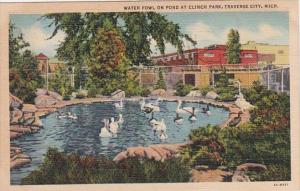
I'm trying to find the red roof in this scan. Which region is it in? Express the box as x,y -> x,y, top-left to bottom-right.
35,53 -> 48,59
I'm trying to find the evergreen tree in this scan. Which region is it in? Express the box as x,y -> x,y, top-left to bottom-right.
226,29 -> 241,64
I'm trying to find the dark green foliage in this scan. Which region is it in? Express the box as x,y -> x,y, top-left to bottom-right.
226,29 -> 241,64
22,148 -> 191,184
199,86 -> 214,96
155,69 -> 166,90
49,66 -> 73,97
215,68 -> 238,102
140,87 -> 151,97
87,84 -> 98,98
181,83 -> 290,181
175,80 -> 193,96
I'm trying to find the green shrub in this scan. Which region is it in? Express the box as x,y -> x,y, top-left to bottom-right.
76,92 -> 86,99
140,87 -> 151,97
216,92 -> 236,102
21,148 -> 191,184
199,86 -> 214,96
155,69 -> 166,90
63,95 -> 71,100
88,84 -> 98,98
175,80 -> 193,96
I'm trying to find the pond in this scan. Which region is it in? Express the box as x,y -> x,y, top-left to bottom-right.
11,100 -> 229,184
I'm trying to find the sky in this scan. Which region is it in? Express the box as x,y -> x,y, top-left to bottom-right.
10,12 -> 289,58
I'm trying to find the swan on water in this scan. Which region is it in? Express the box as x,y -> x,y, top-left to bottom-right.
174,113 -> 184,125
109,117 -> 119,134
117,114 -> 124,124
201,105 -> 211,115
99,119 -> 113,138
188,107 -> 197,121
176,100 -> 198,114
153,119 -> 167,132
159,131 -> 168,140
141,98 -> 160,112
114,100 -> 124,108
148,112 -> 158,126
67,112 -> 78,120
140,99 -> 154,113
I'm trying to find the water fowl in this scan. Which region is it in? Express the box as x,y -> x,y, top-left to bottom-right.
99,119 -> 112,138
144,98 -> 160,112
140,99 -> 154,114
176,100 -> 198,114
188,107 -> 197,121
57,111 -> 67,119
114,100 -> 124,108
109,117 -> 119,134
229,112 -> 242,127
148,112 -> 158,126
153,119 -> 167,132
174,113 -> 184,124
117,114 -> 124,124
201,104 -> 211,115
159,131 -> 168,140
67,112 -> 78,120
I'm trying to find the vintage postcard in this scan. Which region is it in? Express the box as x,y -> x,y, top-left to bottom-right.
0,0 -> 299,191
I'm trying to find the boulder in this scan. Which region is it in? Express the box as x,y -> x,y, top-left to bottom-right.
186,90 -> 203,98
111,89 -> 125,99
35,88 -> 48,96
10,109 -> 23,124
10,153 -> 31,169
205,91 -> 219,100
23,104 -> 37,113
48,91 -> 63,101
232,163 -> 267,182
150,89 -> 166,97
9,94 -> 23,110
232,171 -> 251,182
113,151 -> 128,163
34,95 -> 58,108
31,117 -> 43,127
194,165 -> 209,171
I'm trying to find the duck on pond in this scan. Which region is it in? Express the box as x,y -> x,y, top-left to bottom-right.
174,113 -> 184,125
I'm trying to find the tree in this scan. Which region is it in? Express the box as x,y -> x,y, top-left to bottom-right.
155,69 -> 166,90
42,13 -> 196,89
226,29 -> 241,64
49,66 -> 73,99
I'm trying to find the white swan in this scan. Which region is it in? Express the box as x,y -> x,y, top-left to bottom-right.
142,98 -> 160,112
109,117 -> 119,134
114,100 -> 124,108
201,105 -> 211,115
57,112 -> 67,119
117,114 -> 124,124
176,100 -> 198,114
174,113 -> 184,124
99,119 -> 112,138
67,112 -> 78,120
159,132 -> 168,140
148,112 -> 158,126
153,119 -> 167,132
188,107 -> 197,121
140,99 -> 154,113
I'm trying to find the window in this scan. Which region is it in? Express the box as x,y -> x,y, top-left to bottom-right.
204,53 -> 214,57
243,54 -> 253,58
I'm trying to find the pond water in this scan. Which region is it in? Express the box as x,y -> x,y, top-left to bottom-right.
11,100 -> 229,184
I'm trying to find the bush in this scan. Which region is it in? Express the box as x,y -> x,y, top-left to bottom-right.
140,87 -> 151,97
76,92 -> 86,99
155,69 -> 166,90
216,92 -> 236,102
21,148 -> 191,184
181,84 -> 290,181
175,81 -> 193,96
199,86 -> 214,96
63,95 -> 71,100
87,84 -> 98,98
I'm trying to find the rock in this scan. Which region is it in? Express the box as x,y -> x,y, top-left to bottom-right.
10,154 -> 31,169
236,163 -> 267,172
232,171 -> 251,182
35,88 -> 48,96
150,89 -> 166,97
186,90 -> 202,98
10,126 -> 31,134
113,151 -> 128,163
9,94 -> 23,110
111,89 -> 125,99
235,97 -> 254,111
194,165 -> 209,171
150,146 -> 172,161
10,131 -> 22,140
34,95 -> 58,108
10,109 -> 23,124
23,104 -> 37,113
232,163 -> 267,182
48,90 -> 63,101
205,91 -> 219,100
144,147 -> 161,161
31,117 -> 43,127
